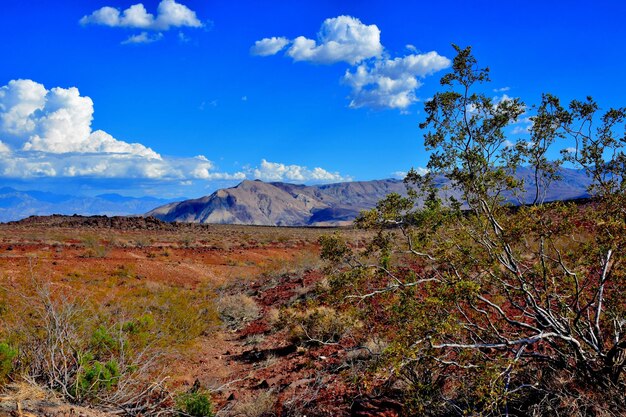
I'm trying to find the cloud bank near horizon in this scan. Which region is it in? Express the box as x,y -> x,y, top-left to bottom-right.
0,79 -> 348,185
252,15 -> 451,110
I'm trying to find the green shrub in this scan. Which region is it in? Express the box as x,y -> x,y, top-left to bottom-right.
72,352 -> 121,399
0,342 -> 17,382
176,392 -> 214,417
90,326 -> 119,355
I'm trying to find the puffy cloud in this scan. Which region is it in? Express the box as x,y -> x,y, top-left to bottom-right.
122,32 -> 164,44
155,0 -> 202,29
251,159 -> 347,182
495,94 -> 513,104
343,51 -> 451,109
80,0 -> 202,31
252,16 -> 382,65
0,79 -> 245,181
286,16 -> 382,64
80,6 -> 121,27
250,37 -> 290,56
120,4 -> 154,28
0,80 -> 349,185
494,86 -> 511,93
0,79 -> 47,136
253,15 -> 449,110
0,79 -> 159,158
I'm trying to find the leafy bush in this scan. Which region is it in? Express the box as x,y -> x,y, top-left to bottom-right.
0,342 -> 17,383
176,392 -> 214,417
72,353 -> 120,400
90,325 -> 121,355
0,277 -> 219,414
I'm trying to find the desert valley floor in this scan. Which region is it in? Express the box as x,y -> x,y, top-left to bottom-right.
0,216 -> 382,416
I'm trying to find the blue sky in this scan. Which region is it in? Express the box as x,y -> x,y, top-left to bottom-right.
1,0 -> 625,198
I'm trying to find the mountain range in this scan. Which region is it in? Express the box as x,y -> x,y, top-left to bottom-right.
0,187 -> 175,223
0,168 -> 593,225
147,167 -> 593,226
147,179 -> 407,226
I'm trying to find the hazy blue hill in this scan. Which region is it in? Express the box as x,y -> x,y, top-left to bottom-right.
0,188 -> 176,223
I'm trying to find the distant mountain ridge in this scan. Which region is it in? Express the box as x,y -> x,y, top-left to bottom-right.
147,179 -> 406,226
147,168 -> 593,226
0,187 -> 176,223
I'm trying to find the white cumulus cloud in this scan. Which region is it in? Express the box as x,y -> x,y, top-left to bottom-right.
252,159 -> 347,182
286,16 -> 382,64
252,15 -> 449,110
81,0 -> 202,30
153,0 -> 202,29
0,79 -> 246,181
0,79 -> 159,158
0,80 -> 349,185
81,0 -> 202,44
250,37 -> 290,56
253,16 -> 382,65
343,51 -> 451,109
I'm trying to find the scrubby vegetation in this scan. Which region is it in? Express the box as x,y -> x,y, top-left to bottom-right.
0,221 -> 353,415
0,271 -> 219,414
2,45 -> 626,416
175,391 -> 214,417
316,45 -> 626,415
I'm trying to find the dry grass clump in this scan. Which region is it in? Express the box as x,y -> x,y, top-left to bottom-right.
260,251 -> 322,279
229,390 -> 276,417
280,306 -> 357,345
217,294 -> 261,329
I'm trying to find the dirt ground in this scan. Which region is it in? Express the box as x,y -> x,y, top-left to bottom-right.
0,216 -> 382,416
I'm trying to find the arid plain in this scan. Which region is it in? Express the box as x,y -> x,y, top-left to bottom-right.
0,216 -> 375,416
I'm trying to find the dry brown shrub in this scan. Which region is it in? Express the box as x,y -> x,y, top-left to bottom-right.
280,306 -> 357,345
229,391 -> 276,417
217,294 -> 261,329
